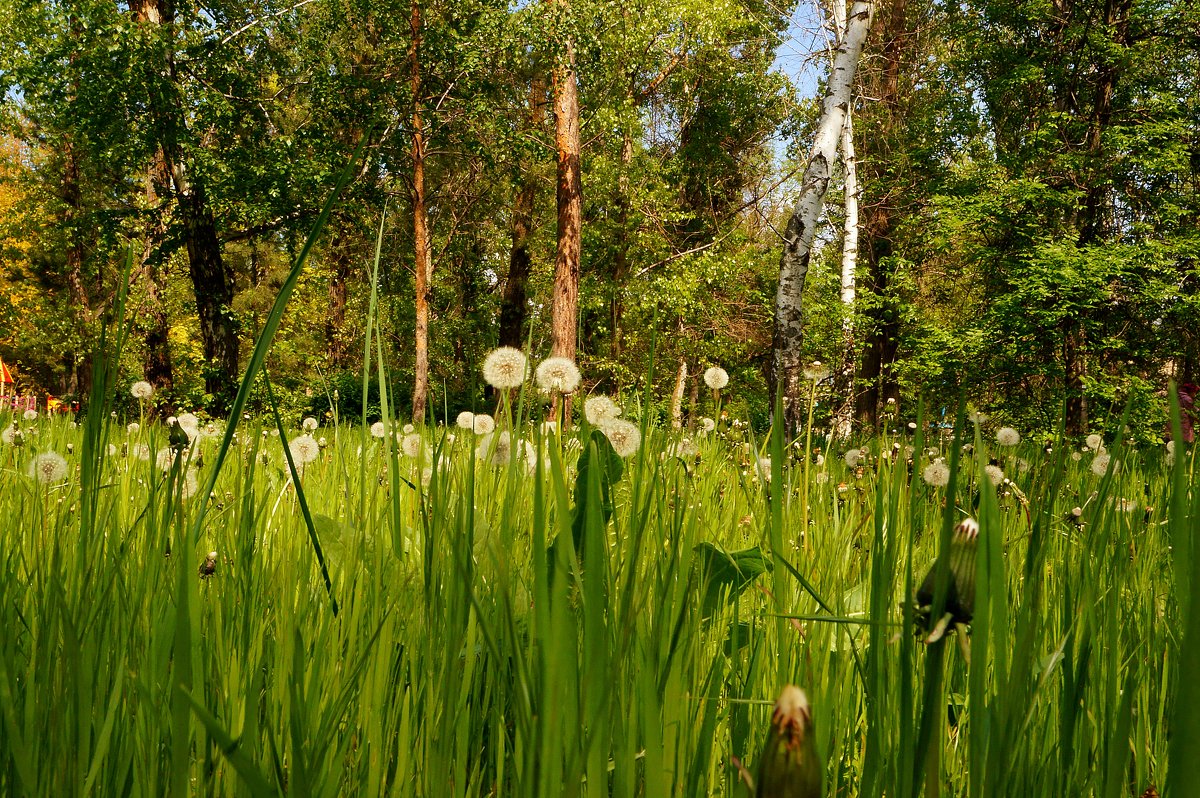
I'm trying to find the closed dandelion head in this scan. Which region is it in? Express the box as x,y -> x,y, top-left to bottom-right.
289,434 -> 320,465
922,459 -> 951,487
472,414 -> 495,435
370,421 -> 387,438
601,418 -> 641,458
130,380 -> 154,400
302,416 -> 318,432
584,395 -> 621,425
28,451 -> 68,484
482,346 -> 529,389
535,357 -> 581,394
996,427 -> 1021,447
456,411 -> 475,430
757,686 -> 821,798
703,366 -> 729,390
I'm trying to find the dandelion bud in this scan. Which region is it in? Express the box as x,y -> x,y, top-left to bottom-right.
755,686 -> 822,798
915,518 -> 979,636
199,551 -> 218,578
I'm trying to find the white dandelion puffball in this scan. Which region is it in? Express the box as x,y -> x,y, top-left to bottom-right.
1070,451 -> 1082,461
370,421 -> 388,438
1165,440 -> 1175,454
402,423 -> 415,434
540,420 -> 559,436
156,447 -> 179,471
130,381 -> 154,400
456,411 -> 475,430
127,422 -> 140,434
177,412 -> 200,433
584,395 -> 621,425
968,410 -> 989,424
302,417 -> 319,432
815,471 -> 830,484
23,409 -> 37,421
667,437 -> 699,459
401,433 -> 424,458
844,448 -> 863,468
107,444 -> 118,457
996,427 -> 1021,447
699,416 -> 716,433
482,347 -> 529,389
289,434 -> 320,465
28,451 -> 68,484
1,425 -> 17,445
803,361 -> 830,381
516,439 -> 539,474
535,357 -> 582,394
756,456 -> 772,482
1091,453 -> 1117,476
1085,433 -> 1103,451
984,464 -> 1005,486
133,443 -> 151,461
703,367 -> 729,390
472,414 -> 495,435
922,460 -> 951,487
601,419 -> 641,458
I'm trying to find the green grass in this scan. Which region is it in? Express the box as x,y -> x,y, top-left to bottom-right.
0,402 -> 1194,796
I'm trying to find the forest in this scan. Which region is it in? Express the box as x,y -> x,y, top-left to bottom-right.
1,0 -> 1196,438
2,2 -> 1200,797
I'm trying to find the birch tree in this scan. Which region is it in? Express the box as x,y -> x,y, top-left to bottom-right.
772,0 -> 873,433
831,0 -> 860,441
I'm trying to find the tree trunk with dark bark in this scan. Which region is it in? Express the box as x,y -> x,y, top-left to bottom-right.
499,75 -> 545,350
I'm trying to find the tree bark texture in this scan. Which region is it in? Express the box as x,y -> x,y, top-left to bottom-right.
670,357 -> 688,429
410,0 -> 434,422
551,1 -> 582,418
831,0 -> 860,440
134,0 -> 239,410
773,0 -> 873,434
499,75 -> 546,350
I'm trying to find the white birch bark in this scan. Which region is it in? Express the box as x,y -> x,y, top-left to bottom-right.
773,0 -> 874,432
833,1 -> 860,441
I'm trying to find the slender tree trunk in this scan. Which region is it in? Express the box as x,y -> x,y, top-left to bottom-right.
831,0 -> 860,440
773,0 -> 874,434
142,149 -> 174,396
670,357 -> 688,429
551,0 -> 582,417
499,75 -> 546,350
410,0 -> 433,422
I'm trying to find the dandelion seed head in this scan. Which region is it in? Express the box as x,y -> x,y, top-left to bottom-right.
289,434 -> 320,465
482,347 -> 529,389
535,357 -> 581,394
302,417 -> 318,432
923,460 -> 951,487
968,410 -> 989,423
456,411 -> 475,430
601,419 -> 641,458
1166,440 -> 1175,454
28,451 -> 68,484
130,381 -> 154,400
844,448 -> 863,468
703,366 -> 729,390
23,409 -> 37,421
401,433 -> 424,459
803,361 -> 830,381
699,416 -> 716,433
472,414 -> 495,435
127,422 -> 140,434
1085,433 -> 1103,451
584,395 -> 621,425
996,427 -> 1021,447
984,464 -> 1004,486
370,421 -> 387,438
1091,452 -> 1117,476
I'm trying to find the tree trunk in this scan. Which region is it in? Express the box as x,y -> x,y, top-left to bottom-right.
611,124 -> 634,363
670,357 -> 688,429
830,0 -> 860,440
499,75 -> 546,350
142,149 -> 174,397
410,0 -> 433,422
772,0 -> 874,434
551,0 -> 582,418
134,0 -> 238,411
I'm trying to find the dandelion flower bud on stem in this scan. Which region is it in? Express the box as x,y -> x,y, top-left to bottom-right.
756,686 -> 822,798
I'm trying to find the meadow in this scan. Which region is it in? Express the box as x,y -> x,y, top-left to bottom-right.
1,381 -> 1196,797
